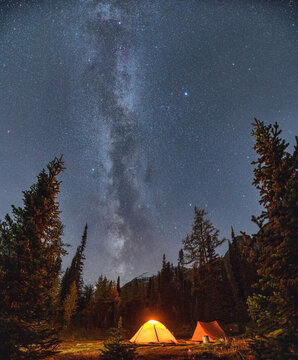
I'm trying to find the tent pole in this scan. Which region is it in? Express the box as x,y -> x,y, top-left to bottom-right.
153,324 -> 159,342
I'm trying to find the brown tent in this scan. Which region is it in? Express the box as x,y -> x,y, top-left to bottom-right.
191,321 -> 226,342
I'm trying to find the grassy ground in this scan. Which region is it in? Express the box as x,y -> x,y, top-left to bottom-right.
45,339 -> 252,360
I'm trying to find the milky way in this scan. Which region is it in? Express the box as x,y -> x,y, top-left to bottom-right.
0,0 -> 297,284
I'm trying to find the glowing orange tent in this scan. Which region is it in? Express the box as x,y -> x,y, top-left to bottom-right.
191,321 -> 226,342
130,320 -> 178,344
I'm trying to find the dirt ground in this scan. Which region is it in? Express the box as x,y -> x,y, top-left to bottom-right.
45,339 -> 249,360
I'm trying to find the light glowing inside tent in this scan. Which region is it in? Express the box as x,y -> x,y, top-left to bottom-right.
130,320 -> 178,344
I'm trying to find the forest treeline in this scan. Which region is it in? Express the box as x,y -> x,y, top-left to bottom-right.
0,119 -> 297,360
59,222 -> 257,333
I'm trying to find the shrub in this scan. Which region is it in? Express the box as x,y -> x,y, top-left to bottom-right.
98,318 -> 136,360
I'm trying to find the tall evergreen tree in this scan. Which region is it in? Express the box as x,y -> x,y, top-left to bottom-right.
183,207 -> 225,266
117,276 -> 121,295
60,223 -> 88,318
182,207 -> 226,323
159,256 -> 176,321
176,249 -> 188,322
0,157 -> 65,359
85,276 -> 120,329
63,281 -> 78,327
82,284 -> 94,306
225,229 -> 257,325
245,119 -> 298,357
178,248 -> 184,267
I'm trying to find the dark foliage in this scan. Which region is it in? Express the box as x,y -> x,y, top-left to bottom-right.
225,234 -> 257,324
118,231 -> 254,332
183,207 -> 226,267
1,120 -> 296,359
244,119 -> 298,357
98,319 -> 136,360
0,157 -> 65,359
60,224 -> 88,325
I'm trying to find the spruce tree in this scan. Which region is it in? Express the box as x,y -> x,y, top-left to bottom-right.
182,208 -> 226,323
87,276 -> 120,328
60,223 -> 88,319
117,276 -> 121,295
245,119 -> 298,357
0,157 -> 65,359
227,231 -> 256,324
176,249 -> 186,322
63,281 -> 78,326
80,284 -> 94,312
159,256 -> 176,321
178,248 -> 184,266
183,207 -> 225,266
99,317 -> 136,360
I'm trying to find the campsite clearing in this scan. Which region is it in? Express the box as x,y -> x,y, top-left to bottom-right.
45,339 -> 251,360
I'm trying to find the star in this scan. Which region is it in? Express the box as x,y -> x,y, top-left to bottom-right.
0,0 -> 296,285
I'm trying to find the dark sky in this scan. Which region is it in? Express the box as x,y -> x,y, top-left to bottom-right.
1,0 -> 297,284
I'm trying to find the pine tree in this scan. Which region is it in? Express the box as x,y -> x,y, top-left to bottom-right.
80,284 -> 94,311
178,248 -> 184,266
99,317 -> 136,360
117,276 -> 121,295
60,223 -> 88,318
77,224 -> 88,306
146,277 -> 153,300
182,207 -> 226,323
86,276 -> 120,329
159,255 -> 176,322
63,281 -> 78,327
0,156 -> 65,359
183,207 -> 226,266
176,249 -> 186,322
245,119 -> 298,357
226,231 -> 255,324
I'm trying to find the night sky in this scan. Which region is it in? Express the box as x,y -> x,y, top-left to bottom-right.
1,0 -> 297,284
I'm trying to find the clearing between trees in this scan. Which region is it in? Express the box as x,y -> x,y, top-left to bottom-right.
45,338 -> 251,360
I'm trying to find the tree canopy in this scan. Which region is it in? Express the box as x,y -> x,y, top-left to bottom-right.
0,157 -> 65,359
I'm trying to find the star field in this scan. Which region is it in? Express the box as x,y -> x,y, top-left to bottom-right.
0,0 -> 297,284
